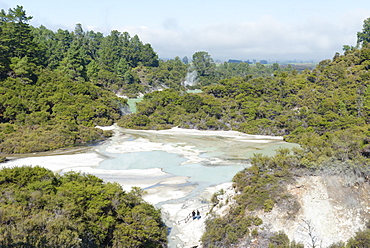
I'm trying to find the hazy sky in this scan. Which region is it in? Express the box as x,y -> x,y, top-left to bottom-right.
1,0 -> 370,62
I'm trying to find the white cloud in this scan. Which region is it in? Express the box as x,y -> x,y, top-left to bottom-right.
118,14 -> 361,62
3,0 -> 370,62
3,0 -> 367,62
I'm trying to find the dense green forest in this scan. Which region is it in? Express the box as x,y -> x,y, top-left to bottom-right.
0,166 -> 167,247
0,6 -> 187,156
0,5 -> 303,157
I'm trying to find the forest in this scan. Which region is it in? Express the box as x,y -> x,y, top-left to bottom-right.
2,4 -> 370,247
0,5 -> 302,157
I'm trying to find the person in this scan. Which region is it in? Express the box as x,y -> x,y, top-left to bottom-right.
196,210 -> 201,220
192,210 -> 196,220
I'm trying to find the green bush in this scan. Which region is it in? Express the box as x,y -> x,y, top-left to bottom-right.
0,166 -> 167,247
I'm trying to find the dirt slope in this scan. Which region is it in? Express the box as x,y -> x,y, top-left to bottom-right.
257,175 -> 370,247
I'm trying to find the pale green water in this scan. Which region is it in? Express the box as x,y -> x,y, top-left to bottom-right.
98,151 -> 187,170
98,150 -> 245,187
98,128 -> 300,190
187,89 -> 203,94
165,163 -> 244,185
126,97 -> 143,113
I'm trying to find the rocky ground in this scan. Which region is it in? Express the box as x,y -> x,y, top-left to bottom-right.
254,176 -> 370,247
186,175 -> 370,248
245,175 -> 370,247
143,174 -> 370,248
157,182 -> 236,248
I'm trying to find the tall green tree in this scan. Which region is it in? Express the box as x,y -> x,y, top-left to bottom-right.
191,51 -> 216,85
357,17 -> 370,47
58,40 -> 87,81
192,51 -> 215,77
98,30 -> 123,71
0,5 -> 38,78
140,43 -> 159,67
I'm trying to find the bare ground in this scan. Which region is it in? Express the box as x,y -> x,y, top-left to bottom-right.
255,175 -> 370,247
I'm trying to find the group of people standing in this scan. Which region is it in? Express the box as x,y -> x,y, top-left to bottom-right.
192,210 -> 201,220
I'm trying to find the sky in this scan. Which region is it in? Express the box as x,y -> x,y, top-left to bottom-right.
1,0 -> 370,62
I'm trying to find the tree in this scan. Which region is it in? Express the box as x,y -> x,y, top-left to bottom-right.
85,30 -> 104,61
301,219 -> 320,248
357,17 -> 370,47
192,51 -> 215,77
125,34 -> 142,67
97,30 -> 123,72
272,63 -> 280,71
140,43 -> 159,67
58,40 -> 87,81
115,57 -> 130,81
268,231 -> 291,247
0,6 -> 37,58
347,229 -> 370,248
9,56 -> 37,83
0,5 -> 38,77
182,56 -> 189,64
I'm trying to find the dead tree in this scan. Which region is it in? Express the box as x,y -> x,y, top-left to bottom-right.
301,219 -> 321,248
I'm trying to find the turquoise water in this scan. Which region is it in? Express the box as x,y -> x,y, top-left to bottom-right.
97,129 -> 299,189
127,97 -> 143,113
187,89 -> 203,94
165,163 -> 244,185
98,151 -> 187,170
98,149 -> 244,186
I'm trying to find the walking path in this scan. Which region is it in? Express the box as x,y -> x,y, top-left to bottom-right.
177,205 -> 211,225
156,182 -> 235,248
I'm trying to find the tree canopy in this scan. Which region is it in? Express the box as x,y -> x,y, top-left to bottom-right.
0,166 -> 167,247
357,17 -> 370,47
